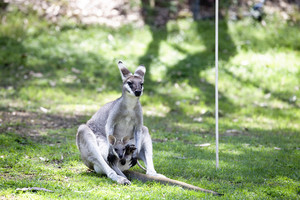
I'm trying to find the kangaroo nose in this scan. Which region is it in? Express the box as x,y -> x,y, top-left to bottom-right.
135,91 -> 141,96
118,153 -> 123,159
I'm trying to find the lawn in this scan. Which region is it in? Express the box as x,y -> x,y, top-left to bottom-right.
0,9 -> 299,199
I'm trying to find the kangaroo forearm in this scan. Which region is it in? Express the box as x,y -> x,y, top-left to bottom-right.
134,130 -> 142,153
123,171 -> 223,196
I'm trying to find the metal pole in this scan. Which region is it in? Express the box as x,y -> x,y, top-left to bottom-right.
215,0 -> 219,169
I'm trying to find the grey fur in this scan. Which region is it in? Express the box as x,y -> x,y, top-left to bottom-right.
107,135 -> 136,179
76,61 -> 163,185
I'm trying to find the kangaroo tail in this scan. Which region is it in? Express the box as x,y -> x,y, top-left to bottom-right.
123,170 -> 223,196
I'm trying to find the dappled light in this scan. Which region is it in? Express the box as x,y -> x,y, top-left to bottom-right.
1,0 -> 299,199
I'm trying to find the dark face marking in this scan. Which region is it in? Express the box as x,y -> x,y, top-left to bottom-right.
127,81 -> 133,88
124,76 -> 144,96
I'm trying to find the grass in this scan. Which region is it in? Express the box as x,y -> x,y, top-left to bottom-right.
0,8 -> 300,199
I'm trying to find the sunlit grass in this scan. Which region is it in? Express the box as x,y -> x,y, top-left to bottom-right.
0,9 -> 299,199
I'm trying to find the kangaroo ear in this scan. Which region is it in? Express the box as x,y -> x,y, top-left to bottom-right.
122,136 -> 130,144
134,65 -> 146,80
118,61 -> 132,82
108,135 -> 116,145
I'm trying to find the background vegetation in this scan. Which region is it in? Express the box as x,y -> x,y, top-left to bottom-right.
0,1 -> 299,199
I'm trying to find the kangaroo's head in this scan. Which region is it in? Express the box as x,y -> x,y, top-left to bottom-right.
118,61 -> 145,97
108,135 -> 131,160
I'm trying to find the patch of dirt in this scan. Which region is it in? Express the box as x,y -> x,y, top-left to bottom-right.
0,111 -> 85,140
3,0 -> 298,28
223,128 -> 250,136
4,0 -> 143,27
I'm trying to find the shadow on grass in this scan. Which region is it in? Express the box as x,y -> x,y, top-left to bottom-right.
144,114 -> 299,187
138,0 -> 169,89
1,112 -> 298,198
223,67 -> 300,109
164,21 -> 236,112
0,33 -> 125,104
0,36 -> 27,87
152,128 -> 299,187
137,2 -> 238,115
233,22 -> 300,53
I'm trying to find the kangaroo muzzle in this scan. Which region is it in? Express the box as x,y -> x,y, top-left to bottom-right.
118,153 -> 124,159
135,91 -> 142,96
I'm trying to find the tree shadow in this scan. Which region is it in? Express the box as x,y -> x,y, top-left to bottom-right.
144,115 -> 299,195
163,20 -> 236,114
0,32 -> 123,103
0,36 -> 27,87
138,1 -> 238,116
232,22 -> 300,53
138,0 -> 170,89
223,67 -> 300,109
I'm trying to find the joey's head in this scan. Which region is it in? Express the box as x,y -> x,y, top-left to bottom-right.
118,61 -> 145,97
108,135 -> 131,160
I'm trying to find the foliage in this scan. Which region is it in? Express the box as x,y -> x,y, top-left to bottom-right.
0,10 -> 299,199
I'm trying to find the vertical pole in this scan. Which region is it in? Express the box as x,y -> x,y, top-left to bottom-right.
215,0 -> 219,169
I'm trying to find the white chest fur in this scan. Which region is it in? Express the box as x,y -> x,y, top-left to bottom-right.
114,111 -> 136,139
117,160 -> 131,172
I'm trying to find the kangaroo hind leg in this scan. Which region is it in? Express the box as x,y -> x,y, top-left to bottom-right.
138,126 -> 166,178
76,124 -> 131,185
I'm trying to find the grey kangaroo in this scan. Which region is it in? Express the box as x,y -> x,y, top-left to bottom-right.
107,135 -> 137,179
76,61 -> 162,185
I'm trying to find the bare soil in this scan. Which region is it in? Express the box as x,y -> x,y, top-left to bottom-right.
0,110 -> 84,140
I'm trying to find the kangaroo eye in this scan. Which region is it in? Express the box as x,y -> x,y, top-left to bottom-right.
141,83 -> 144,87
127,81 -> 133,86
114,148 -> 118,151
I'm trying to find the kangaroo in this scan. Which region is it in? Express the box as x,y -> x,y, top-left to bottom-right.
107,135 -> 137,179
108,135 -> 147,172
76,61 -> 162,185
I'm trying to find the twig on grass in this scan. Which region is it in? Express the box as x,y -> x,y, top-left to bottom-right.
16,187 -> 54,193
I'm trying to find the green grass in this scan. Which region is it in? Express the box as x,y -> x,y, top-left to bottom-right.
0,9 -> 300,199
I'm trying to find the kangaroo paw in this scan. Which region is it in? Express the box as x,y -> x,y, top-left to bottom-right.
117,176 -> 131,185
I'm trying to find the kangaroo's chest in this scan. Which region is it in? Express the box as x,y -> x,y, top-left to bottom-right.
117,160 -> 131,171
113,111 -> 136,139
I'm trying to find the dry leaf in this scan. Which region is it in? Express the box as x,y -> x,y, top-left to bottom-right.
39,157 -> 49,161
71,67 -> 81,74
193,117 -> 203,122
174,156 -> 187,159
29,71 -> 43,78
40,107 -> 49,113
195,143 -> 211,147
49,80 -> 56,87
224,129 -> 243,136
